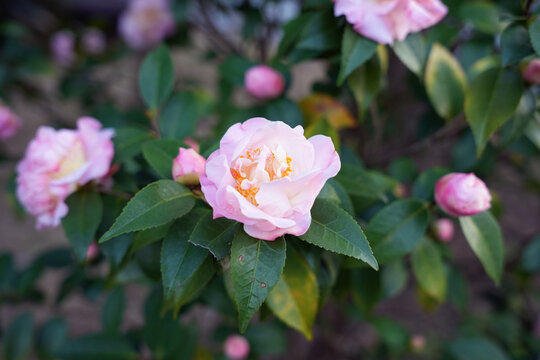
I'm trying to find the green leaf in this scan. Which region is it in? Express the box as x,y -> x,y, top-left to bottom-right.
99,180 -> 195,243
447,266 -> 468,311
392,33 -> 427,77
338,26 -> 377,85
263,98 -> 303,127
372,317 -> 409,353
159,92 -> 200,140
244,323 -> 287,355
449,337 -> 509,360
529,18 -> 540,56
62,190 -> 103,263
411,239 -> 447,302
266,246 -> 319,340
500,25 -> 533,66
412,167 -> 449,201
161,210 -> 215,313
142,138 -> 184,179
190,210 -> 238,260
500,89 -> 536,146
138,45 -> 174,109
37,318 -> 68,360
55,334 -> 137,360
219,55 -> 254,86
3,313 -> 34,360
465,67 -> 523,155
350,267 -> 381,317
231,229 -> 286,333
131,223 -> 172,252
381,259 -> 408,299
425,43 -> 467,120
113,126 -> 152,163
102,287 -> 125,333
365,199 -> 430,264
317,178 -> 354,215
299,199 -> 378,270
459,212 -> 504,285
521,235 -> 540,273
304,117 -> 340,151
459,2 -> 501,35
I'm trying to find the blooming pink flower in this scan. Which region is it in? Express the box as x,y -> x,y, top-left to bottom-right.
118,0 -> 176,50
201,118 -> 340,241
82,28 -> 107,55
334,0 -> 448,44
523,59 -> 540,84
16,117 -> 114,229
0,106 -> 21,140
435,173 -> 491,217
244,65 -> 286,100
172,147 -> 206,185
224,335 -> 250,360
50,30 -> 76,66
433,218 -> 454,242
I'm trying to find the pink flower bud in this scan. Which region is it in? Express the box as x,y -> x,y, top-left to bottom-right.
433,218 -> 454,242
172,148 -> 206,185
82,28 -> 106,55
0,106 -> 21,140
244,65 -> 285,100
411,334 -> 426,352
224,335 -> 250,360
86,242 -> 100,261
435,173 -> 491,217
523,59 -> 540,84
50,30 -> 76,66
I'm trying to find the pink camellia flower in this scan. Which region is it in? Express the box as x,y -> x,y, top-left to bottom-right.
82,28 -> 107,55
224,335 -> 250,360
0,106 -> 22,140
433,218 -> 454,242
172,147 -> 206,185
50,30 -> 76,66
434,173 -> 491,217
244,65 -> 286,100
118,0 -> 176,50
334,0 -> 448,44
523,59 -> 540,84
16,117 -> 114,230
201,117 -> 340,241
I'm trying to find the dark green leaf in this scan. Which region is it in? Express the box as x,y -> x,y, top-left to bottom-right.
350,267 -> 381,317
190,210 -> 238,260
55,334 -> 137,360
62,190 -> 103,262
501,25 -> 533,66
529,17 -> 540,56
521,235 -> 540,273
159,92 -> 200,140
102,287 -> 125,333
372,317 -> 409,353
37,318 -> 68,360
449,337 -> 509,360
392,33 -> 427,77
338,26 -> 377,85
3,313 -> 34,360
411,239 -> 447,302
132,223 -> 172,252
412,167 -> 450,201
113,126 -> 152,163
263,98 -> 303,127
142,139 -> 184,179
500,90 -> 536,146
447,266 -> 468,311
231,229 -> 286,332
381,259 -> 408,299
459,2 -> 501,35
138,45 -> 174,109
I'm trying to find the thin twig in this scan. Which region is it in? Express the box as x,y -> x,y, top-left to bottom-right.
197,0 -> 241,55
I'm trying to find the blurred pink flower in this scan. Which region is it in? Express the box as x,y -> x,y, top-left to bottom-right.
0,106 -> 21,140
434,218 -> 454,242
224,335 -> 250,360
50,30 -> 76,66
411,334 -> 426,351
172,147 -> 206,185
16,117 -> 114,229
334,0 -> 448,44
118,0 -> 176,50
245,65 -> 286,100
201,117 -> 340,241
523,59 -> 540,84
82,28 -> 107,55
435,173 -> 491,217
86,242 -> 100,261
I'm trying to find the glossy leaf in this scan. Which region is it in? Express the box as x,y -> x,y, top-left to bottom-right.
138,45 -> 174,109
411,239 -> 447,302
159,92 -> 200,140
266,246 -> 319,339
338,26 -> 377,85
365,199 -> 429,264
263,98 -> 303,127
99,180 -> 194,243
142,138 -> 184,179
190,210 -> 238,260
459,2 -> 501,35
113,126 -> 152,163
231,229 -> 286,332
425,43 -> 467,120
459,211 -> 504,285
62,190 -> 103,262
412,167 -> 449,202
299,199 -> 378,270
3,313 -> 34,360
392,33 -> 426,77
529,17 -> 540,56
500,25 -> 533,66
465,67 -> 523,155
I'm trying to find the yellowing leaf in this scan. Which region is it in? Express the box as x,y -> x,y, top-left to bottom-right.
299,93 -> 356,130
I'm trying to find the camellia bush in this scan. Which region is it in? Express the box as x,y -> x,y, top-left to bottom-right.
2,0 -> 540,359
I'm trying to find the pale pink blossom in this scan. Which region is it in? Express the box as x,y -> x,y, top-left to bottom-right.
172,147 -> 206,185
118,0 -> 176,50
334,0 -> 448,44
224,335 -> 250,360
16,117 -> 114,229
86,242 -> 100,261
201,118 -> 340,241
82,28 -> 107,55
244,65 -> 286,100
435,173 -> 491,217
0,106 -> 21,140
433,218 -> 454,242
50,30 -> 76,66
523,59 -> 540,84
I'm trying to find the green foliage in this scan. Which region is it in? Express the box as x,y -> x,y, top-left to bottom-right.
338,26 -> 377,85
159,91 -> 203,140
393,33 -> 427,77
411,239 -> 447,302
102,287 -> 125,333
138,45 -> 174,109
3,313 -> 34,360
190,210 -> 238,260
142,139 -> 184,179
55,334 -> 137,360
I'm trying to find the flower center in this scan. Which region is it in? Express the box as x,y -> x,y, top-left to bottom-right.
51,140 -> 86,180
230,145 -> 292,206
